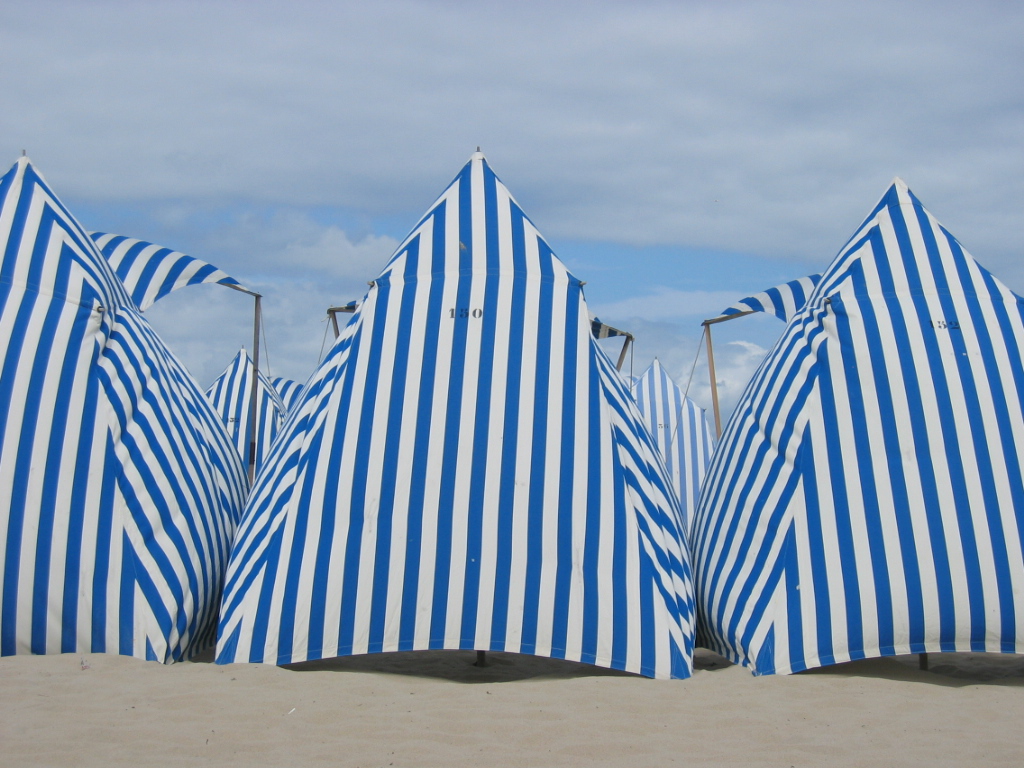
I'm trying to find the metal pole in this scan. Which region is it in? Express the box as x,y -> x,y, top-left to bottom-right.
704,321 -> 723,439
329,309 -> 341,339
246,294 -> 262,484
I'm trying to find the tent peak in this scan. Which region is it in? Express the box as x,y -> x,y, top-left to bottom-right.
470,148 -> 486,162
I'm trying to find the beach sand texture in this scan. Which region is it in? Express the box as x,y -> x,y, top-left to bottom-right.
2,649 -> 1022,767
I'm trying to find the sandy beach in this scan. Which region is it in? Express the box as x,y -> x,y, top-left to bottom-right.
2,649 -> 1021,767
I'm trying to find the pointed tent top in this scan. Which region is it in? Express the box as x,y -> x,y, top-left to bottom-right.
13,155 -> 35,176
881,176 -> 912,205
3,157 -> 129,306
641,357 -> 674,382
860,177 -> 916,225
470,148 -> 486,162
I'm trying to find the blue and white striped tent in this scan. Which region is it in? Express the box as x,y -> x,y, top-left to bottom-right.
270,376 -> 305,413
715,275 -> 822,323
216,152 -> 695,678
0,158 -> 246,662
90,232 -> 243,311
693,178 -> 1024,675
206,349 -> 289,476
633,359 -> 714,532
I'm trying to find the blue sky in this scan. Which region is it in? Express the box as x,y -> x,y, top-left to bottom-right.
4,0 -> 1023,417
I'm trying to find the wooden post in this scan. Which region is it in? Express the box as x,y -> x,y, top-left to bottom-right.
615,334 -> 633,372
474,651 -> 488,667
704,321 -> 723,438
246,294 -> 262,484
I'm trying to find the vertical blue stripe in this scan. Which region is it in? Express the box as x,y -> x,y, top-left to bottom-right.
368,241 -> 421,653
489,203 -> 527,650
400,221 -> 445,650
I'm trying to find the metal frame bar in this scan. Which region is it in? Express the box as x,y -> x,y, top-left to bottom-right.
326,304 -> 357,340
698,310 -> 756,439
223,284 -> 264,482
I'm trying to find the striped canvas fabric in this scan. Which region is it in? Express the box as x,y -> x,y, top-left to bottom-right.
216,152 -> 695,679
206,349 -> 288,475
590,315 -> 629,339
0,158 -> 246,663
716,275 -> 822,322
90,232 -> 242,311
270,376 -> 305,413
633,359 -> 715,532
693,178 -> 1024,675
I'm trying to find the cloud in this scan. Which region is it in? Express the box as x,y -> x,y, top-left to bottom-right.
5,0 -> 1024,396
3,0 -> 1024,273
591,288 -> 746,323
280,228 -> 399,281
138,216 -> 400,388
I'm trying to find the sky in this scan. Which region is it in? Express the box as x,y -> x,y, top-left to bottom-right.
3,0 -> 1024,420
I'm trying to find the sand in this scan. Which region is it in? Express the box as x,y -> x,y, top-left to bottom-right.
1,648 -> 1022,767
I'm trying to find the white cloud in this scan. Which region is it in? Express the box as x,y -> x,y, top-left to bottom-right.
280,228 -> 399,281
3,0 -> 1024,273
591,288 -> 746,323
5,0 -> 1024,394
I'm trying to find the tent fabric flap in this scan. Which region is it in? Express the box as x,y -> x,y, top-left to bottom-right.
715,275 -> 822,322
90,232 -> 244,311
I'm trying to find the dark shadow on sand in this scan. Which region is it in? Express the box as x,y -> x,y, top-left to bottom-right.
281,650 -> 638,684
800,652 -> 1024,688
693,648 -> 734,672
185,647 -> 216,664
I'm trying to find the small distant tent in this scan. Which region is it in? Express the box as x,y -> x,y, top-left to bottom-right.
216,152 -> 695,679
206,349 -> 288,475
693,178 -> 1024,674
0,157 -> 246,662
270,376 -> 305,413
633,359 -> 714,532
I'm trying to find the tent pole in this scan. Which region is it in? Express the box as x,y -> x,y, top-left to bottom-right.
474,650 -> 488,667
704,321 -> 723,438
329,309 -> 340,339
919,652 -> 928,671
246,294 -> 262,484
